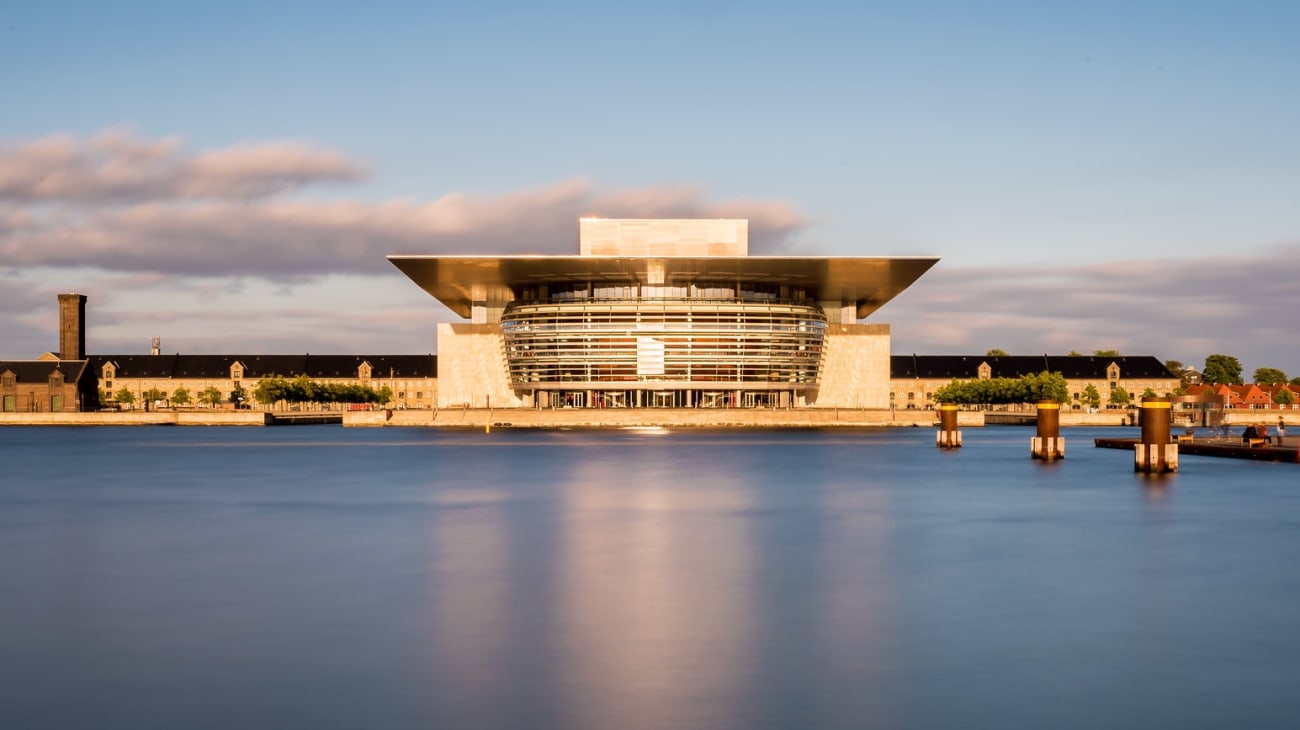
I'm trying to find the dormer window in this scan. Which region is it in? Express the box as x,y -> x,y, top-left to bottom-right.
978,363 -> 992,380
49,370 -> 65,387
231,362 -> 244,381
358,362 -> 373,381
1,371 -> 15,389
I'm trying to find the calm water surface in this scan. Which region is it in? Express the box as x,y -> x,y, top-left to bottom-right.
1,425 -> 1298,729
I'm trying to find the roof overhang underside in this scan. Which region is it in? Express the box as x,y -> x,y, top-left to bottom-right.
388,256 -> 940,319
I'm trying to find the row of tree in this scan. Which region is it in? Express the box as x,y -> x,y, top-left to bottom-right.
105,385 -> 225,408
103,376 -> 395,409
253,375 -> 393,407
932,370 -> 1163,407
934,371 -> 1069,405
1168,355 -> 1297,386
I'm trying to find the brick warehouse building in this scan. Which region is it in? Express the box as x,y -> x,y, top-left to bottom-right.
0,294 -> 95,412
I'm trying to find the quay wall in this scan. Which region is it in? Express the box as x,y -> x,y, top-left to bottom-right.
12,407 -> 1289,430
344,408 -> 984,429
0,411 -> 270,426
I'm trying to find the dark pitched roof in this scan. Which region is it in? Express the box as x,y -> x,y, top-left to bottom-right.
327,355 -> 438,379
87,354 -> 437,379
87,354 -> 178,378
0,360 -> 89,383
890,355 -> 987,379
891,355 -> 1174,380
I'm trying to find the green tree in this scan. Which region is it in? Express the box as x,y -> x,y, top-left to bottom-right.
230,383 -> 247,408
1109,386 -> 1131,407
1253,367 -> 1287,384
1081,384 -> 1102,409
143,387 -> 167,404
1020,371 -> 1070,403
98,388 -> 111,405
1141,387 -> 1158,399
1275,389 -> 1296,406
1203,354 -> 1243,384
985,348 -> 1009,357
172,386 -> 191,406
1067,350 -> 1084,357
114,387 -> 135,408
199,386 -> 222,407
254,376 -> 289,407
1093,349 -> 1121,357
1292,377 -> 1300,386
933,371 -> 1069,406
375,385 -> 394,405
1164,359 -> 1185,377
289,374 -> 318,403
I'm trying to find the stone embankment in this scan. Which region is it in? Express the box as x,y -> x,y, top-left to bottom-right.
343,408 -> 984,429
0,411 -> 271,426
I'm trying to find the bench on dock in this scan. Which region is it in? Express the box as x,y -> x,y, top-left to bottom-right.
1247,438 -> 1268,448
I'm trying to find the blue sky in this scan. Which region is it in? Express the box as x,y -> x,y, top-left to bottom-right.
3,1 -> 1298,377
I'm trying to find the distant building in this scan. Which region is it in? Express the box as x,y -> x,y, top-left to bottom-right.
0,360 -> 91,412
3,293 -> 438,412
0,293 -> 92,412
89,354 -> 437,409
888,354 -> 1179,410
1186,383 -> 1299,410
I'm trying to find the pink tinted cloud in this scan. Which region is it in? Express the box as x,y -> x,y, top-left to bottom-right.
0,129 -> 364,203
2,180 -> 804,277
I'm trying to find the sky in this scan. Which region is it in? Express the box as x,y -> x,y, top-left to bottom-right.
2,0 -> 1298,377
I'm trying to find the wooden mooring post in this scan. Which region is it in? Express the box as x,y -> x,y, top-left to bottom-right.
936,404 -> 961,448
1031,399 -> 1064,460
1135,396 -> 1178,473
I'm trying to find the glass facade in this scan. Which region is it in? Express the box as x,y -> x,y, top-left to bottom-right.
501,291 -> 827,406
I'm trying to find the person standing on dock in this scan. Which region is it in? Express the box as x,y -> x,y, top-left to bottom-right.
1278,419 -> 1287,446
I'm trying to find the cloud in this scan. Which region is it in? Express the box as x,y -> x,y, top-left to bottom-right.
0,138 -> 804,278
0,129 -> 806,357
887,243 -> 1300,372
0,129 -> 365,204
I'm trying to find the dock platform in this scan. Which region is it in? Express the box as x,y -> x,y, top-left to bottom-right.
1096,437 -> 1298,463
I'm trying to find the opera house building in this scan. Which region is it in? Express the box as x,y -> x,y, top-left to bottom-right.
390,219 -> 937,410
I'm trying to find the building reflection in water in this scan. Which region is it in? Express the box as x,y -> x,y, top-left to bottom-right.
553,451 -> 757,729
428,487 -> 518,727
423,435 -> 895,729
812,485 -> 893,724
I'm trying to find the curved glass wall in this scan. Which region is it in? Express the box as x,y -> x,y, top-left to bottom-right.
501,297 -> 827,395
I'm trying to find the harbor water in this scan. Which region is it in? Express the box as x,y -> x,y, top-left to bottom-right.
2,426 -> 1298,729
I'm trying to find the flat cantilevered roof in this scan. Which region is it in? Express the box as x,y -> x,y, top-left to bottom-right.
388,255 -> 939,319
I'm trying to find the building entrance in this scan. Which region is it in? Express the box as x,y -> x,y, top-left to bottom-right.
542,389 -> 792,409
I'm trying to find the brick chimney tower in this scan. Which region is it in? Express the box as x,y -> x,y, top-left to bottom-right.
58,293 -> 87,361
